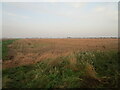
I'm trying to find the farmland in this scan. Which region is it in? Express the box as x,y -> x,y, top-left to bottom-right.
2,39 -> 119,88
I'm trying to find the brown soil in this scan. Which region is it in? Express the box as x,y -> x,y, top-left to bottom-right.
3,38 -> 118,68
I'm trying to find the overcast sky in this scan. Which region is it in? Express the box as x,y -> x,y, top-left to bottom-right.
2,2 -> 118,38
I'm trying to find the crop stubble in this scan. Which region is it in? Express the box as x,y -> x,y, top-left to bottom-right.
3,38 -> 118,68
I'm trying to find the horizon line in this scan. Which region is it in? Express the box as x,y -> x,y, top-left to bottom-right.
1,36 -> 119,39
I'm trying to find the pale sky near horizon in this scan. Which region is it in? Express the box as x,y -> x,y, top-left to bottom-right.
2,2 -> 118,38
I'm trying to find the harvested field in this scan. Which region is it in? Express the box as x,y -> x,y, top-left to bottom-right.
2,38 -> 119,88
3,39 -> 118,68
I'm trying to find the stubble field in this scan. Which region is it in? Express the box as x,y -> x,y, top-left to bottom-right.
2,39 -> 119,88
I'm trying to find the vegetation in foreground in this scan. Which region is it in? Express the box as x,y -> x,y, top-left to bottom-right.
3,50 -> 119,88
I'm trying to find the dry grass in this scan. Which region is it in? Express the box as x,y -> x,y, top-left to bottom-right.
3,38 -> 118,68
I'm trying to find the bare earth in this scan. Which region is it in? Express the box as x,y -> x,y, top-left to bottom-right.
3,39 -> 118,68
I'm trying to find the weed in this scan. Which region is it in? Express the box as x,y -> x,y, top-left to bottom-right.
3,50 -> 119,88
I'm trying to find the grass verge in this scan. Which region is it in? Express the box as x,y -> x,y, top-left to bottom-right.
2,39 -> 16,60
3,50 -> 119,88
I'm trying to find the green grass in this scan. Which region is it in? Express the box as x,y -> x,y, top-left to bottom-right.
3,50 -> 119,88
2,39 -> 16,60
